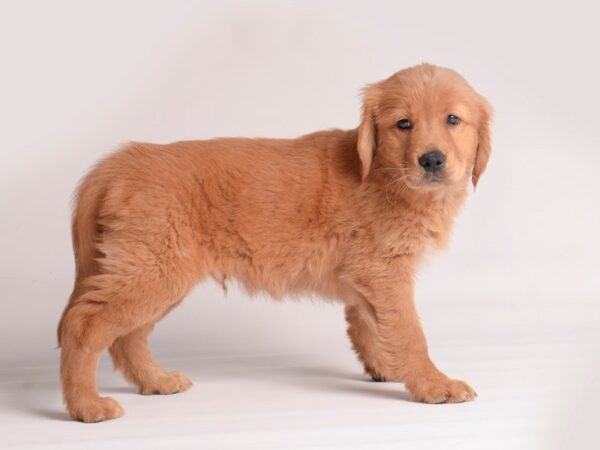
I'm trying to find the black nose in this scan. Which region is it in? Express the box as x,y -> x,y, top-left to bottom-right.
418,150 -> 446,173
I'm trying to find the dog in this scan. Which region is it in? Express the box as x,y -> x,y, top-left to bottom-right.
57,63 -> 492,422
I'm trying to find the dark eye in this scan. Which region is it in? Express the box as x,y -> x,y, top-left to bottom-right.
397,119 -> 413,130
447,114 -> 460,126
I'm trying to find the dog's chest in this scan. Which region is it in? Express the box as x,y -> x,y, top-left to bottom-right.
374,208 -> 450,257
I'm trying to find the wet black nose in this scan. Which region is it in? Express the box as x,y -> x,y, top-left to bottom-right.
418,150 -> 446,173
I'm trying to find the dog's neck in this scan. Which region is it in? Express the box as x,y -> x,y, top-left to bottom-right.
366,170 -> 468,250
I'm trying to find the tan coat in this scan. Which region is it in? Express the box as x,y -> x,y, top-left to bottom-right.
58,63 -> 492,422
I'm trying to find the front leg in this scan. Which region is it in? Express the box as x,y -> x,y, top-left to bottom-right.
345,303 -> 387,381
346,267 -> 476,404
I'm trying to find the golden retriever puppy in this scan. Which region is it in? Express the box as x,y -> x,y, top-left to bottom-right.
57,63 -> 492,422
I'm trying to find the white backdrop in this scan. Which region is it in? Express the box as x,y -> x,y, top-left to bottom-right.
0,0 -> 598,373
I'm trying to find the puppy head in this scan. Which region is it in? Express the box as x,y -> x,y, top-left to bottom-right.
357,64 -> 493,190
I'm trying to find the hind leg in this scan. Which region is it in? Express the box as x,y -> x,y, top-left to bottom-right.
109,321 -> 192,395
60,298 -> 128,422
60,267 -> 195,422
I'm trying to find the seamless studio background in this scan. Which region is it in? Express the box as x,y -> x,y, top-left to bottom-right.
0,1 -> 598,449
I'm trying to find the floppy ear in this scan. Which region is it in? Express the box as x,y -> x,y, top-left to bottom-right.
472,97 -> 493,189
357,84 -> 380,181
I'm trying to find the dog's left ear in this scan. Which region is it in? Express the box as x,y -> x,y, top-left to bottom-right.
472,96 -> 493,189
357,83 -> 380,181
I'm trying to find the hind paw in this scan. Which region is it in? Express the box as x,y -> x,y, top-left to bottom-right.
139,371 -> 192,395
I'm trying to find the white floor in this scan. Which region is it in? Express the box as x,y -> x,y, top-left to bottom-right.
1,324 -> 598,450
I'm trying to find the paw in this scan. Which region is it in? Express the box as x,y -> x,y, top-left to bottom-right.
364,364 -> 390,382
370,373 -> 386,382
368,370 -> 401,382
68,396 -> 124,423
139,371 -> 192,395
406,376 -> 476,404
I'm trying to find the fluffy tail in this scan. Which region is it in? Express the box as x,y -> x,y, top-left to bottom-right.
57,175 -> 105,346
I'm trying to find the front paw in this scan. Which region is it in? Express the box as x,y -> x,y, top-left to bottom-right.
405,376 -> 476,404
370,373 -> 386,382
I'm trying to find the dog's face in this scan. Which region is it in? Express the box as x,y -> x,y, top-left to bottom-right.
357,64 -> 492,191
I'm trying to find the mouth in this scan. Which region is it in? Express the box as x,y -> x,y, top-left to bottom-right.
423,172 -> 447,184
404,171 -> 449,190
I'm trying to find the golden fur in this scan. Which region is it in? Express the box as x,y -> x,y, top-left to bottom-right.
57,63 -> 492,422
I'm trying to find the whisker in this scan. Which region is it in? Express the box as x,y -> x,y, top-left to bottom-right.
375,165 -> 409,172
384,174 -> 412,204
